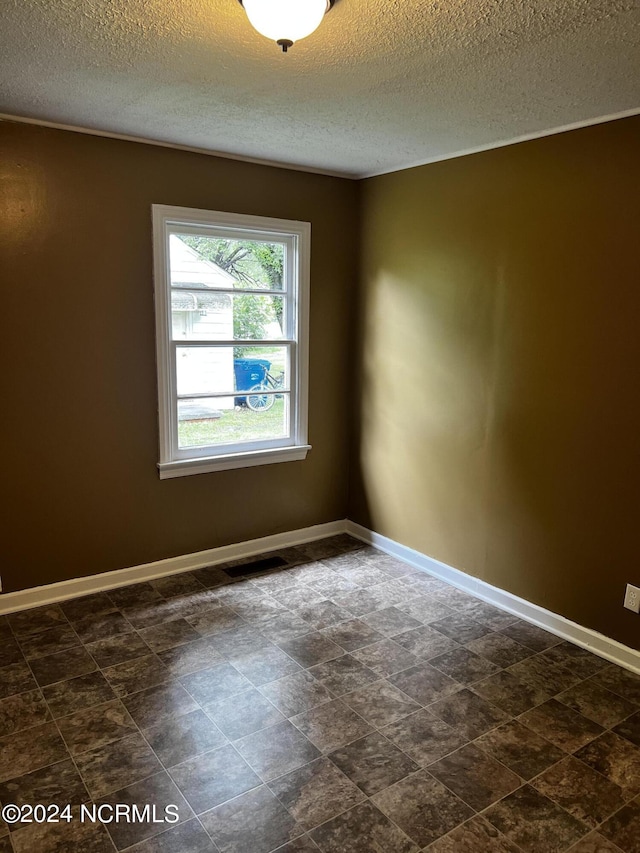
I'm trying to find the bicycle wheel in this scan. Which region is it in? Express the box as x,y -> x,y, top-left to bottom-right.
246,383 -> 275,412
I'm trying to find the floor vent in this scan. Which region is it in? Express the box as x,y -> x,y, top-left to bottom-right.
223,555 -> 287,578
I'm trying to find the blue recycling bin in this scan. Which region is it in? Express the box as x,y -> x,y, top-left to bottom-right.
234,358 -> 271,405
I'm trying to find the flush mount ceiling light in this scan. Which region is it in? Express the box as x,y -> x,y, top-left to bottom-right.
239,0 -> 334,52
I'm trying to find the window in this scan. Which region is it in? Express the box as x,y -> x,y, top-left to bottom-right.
152,205 -> 310,478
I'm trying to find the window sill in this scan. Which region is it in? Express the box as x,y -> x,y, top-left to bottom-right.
158,445 -> 312,479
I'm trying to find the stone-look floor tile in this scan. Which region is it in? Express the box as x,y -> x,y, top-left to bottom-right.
186,607 -> 246,637
0,637 -> 25,668
341,681 -> 420,728
291,699 -> 373,753
273,835 -> 322,852
396,596 -> 454,625
209,625 -> 274,660
73,611 -> 134,644
333,564 -> 389,588
260,672 -> 333,717
98,771 -> 192,850
60,593 -> 116,623
430,647 -> 501,685
308,655 -> 378,696
431,613 -> 491,644
576,731 -> 640,796
566,832 -> 629,852
0,662 -> 36,700
57,698 -> 137,754
319,619 -> 383,652
158,637 -> 223,676
539,642 -> 610,680
466,632 -> 534,668
360,606 -> 422,638
306,575 -> 359,599
520,699 -> 605,752
103,654 -> 170,697
86,632 -> 152,669
393,626 -> 460,660
145,708 -> 227,767
18,624 -> 80,660
279,633 -> 344,668
179,662 -> 251,705
123,680 -> 197,729
125,818 -> 216,852
192,564 -> 232,588
558,681 -> 637,729
295,601 -> 353,631
260,613 -> 314,644
592,666 -> 640,705
456,600 -> 519,631
599,796 -> 640,853
431,586 -> 478,610
473,670 -> 550,716
0,721 -> 69,782
75,731 -> 162,798
429,688 -> 508,738
329,732 -> 420,796
151,573 -> 206,599
269,757 -> 365,831
11,818 -> 114,853
170,744 -> 260,813
107,582 -> 163,609
0,836 -> 12,851
8,605 -> 67,637
429,743 -> 521,810
534,756 -> 626,829
476,719 -> 565,779
508,654 -> 582,696
351,639 -> 420,677
236,720 -> 321,781
382,708 -> 468,766
201,785 -> 304,853
388,662 -> 461,705
271,586 -> 326,610
207,688 -> 285,740
229,597 -> 289,628
232,646 -> 302,686
614,711 -> 640,749
372,769 -> 473,848
332,588 -> 389,617
29,645 -> 98,687
309,800 -> 419,853
0,758 -> 88,824
123,599 -> 189,630
499,621 -> 562,652
485,785 -> 588,853
138,619 -> 201,653
43,671 -> 115,718
0,688 -> 51,736
428,815 -> 523,852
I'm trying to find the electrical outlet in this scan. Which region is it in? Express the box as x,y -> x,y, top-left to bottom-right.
624,583 -> 640,614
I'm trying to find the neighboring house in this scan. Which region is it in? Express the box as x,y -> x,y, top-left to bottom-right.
170,235 -> 235,413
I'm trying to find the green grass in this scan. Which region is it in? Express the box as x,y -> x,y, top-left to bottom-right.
178,398 -> 287,448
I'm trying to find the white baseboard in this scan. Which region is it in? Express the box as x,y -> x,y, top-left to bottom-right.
3,517 -> 638,676
346,521 -> 640,675
0,520 -> 348,616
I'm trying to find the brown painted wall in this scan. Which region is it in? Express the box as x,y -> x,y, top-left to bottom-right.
0,121 -> 358,593
351,116 -> 640,649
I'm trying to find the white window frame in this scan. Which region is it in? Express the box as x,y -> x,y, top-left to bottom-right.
152,204 -> 311,479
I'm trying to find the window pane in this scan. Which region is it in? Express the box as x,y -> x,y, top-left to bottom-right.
176,346 -> 289,396
178,394 -> 290,448
170,232 -> 285,291
171,292 -> 285,341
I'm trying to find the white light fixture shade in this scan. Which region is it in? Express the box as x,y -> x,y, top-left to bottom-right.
242,0 -> 330,48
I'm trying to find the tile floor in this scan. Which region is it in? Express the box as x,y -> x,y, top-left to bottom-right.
0,535 -> 639,852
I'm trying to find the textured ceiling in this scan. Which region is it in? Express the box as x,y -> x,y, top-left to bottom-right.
1,0 -> 639,177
